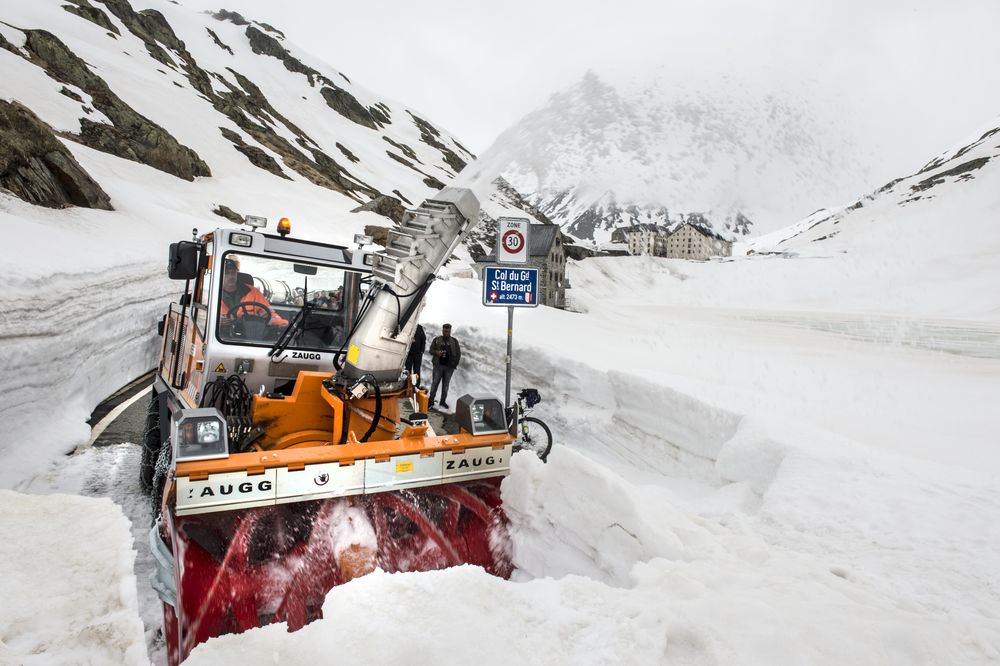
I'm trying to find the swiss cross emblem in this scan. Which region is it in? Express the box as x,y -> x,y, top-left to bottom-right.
489,291 -> 498,302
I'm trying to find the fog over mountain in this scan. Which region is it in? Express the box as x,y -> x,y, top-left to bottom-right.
460,70 -> 873,242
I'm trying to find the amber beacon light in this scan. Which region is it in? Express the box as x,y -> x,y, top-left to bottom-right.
277,217 -> 291,237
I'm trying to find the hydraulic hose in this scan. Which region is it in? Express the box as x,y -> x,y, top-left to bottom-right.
360,376 -> 382,443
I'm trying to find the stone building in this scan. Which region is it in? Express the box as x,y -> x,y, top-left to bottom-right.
662,222 -> 732,260
623,223 -> 666,256
475,223 -> 568,308
615,218 -> 732,260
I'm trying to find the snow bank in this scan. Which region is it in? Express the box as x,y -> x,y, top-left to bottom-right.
186,450 -> 997,666
422,274 -> 1000,471
0,490 -> 148,665
184,265 -> 1000,663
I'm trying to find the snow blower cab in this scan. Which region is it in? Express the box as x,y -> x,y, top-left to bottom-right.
146,189 -> 514,664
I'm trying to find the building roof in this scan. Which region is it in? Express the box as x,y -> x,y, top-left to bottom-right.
675,221 -> 730,243
625,223 -> 663,234
528,224 -> 559,256
478,223 -> 561,262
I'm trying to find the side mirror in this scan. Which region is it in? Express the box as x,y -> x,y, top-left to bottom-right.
168,241 -> 199,280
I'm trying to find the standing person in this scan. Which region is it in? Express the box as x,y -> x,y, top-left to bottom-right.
405,324 -> 426,387
428,323 -> 461,409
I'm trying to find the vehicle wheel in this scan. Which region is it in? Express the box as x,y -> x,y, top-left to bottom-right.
515,416 -> 552,462
140,390 -> 161,493
150,439 -> 172,524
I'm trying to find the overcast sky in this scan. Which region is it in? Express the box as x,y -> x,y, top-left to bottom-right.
174,0 -> 1000,178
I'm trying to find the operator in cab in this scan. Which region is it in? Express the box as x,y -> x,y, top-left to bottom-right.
219,256 -> 288,327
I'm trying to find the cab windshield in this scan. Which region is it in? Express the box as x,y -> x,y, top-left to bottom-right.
217,251 -> 353,351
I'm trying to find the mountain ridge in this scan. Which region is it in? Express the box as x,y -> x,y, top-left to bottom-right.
0,0 -> 487,225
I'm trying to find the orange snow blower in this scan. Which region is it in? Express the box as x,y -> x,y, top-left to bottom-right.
144,189 -> 514,664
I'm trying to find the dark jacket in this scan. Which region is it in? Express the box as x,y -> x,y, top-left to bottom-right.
407,325 -> 426,362
429,334 -> 461,369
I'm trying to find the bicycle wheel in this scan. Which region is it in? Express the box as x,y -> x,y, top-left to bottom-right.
516,416 -> 552,462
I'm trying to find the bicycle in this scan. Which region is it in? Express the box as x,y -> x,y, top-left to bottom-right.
511,388 -> 553,462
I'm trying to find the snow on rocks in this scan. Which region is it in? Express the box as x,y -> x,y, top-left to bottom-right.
0,489 -> 148,665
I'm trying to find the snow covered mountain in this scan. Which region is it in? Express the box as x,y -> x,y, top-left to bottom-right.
0,0 -> 476,222
723,113 -> 1000,319
472,70 -> 875,245
754,115 -> 1000,254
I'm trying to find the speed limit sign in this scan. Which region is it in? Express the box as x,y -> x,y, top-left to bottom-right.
497,217 -> 529,264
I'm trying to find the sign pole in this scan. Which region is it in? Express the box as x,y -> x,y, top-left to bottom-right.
487,217 -> 534,409
505,305 -> 514,408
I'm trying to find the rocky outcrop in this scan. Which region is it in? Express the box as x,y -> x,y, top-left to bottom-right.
245,26 -> 323,86
383,136 -> 419,162
911,157 -> 990,193
726,212 -> 753,235
336,143 -> 359,163
95,0 -> 213,97
62,0 -> 120,36
386,151 -> 418,171
219,127 -> 289,179
212,204 -> 244,223
320,85 -> 386,130
211,69 -> 379,200
212,9 -> 249,26
206,28 -> 233,55
407,111 -> 466,173
58,86 -> 84,103
8,29 -> 210,181
352,195 -> 405,224
253,22 -> 285,39
0,100 -> 112,209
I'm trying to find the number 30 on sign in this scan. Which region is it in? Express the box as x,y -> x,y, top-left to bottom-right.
496,217 -> 529,264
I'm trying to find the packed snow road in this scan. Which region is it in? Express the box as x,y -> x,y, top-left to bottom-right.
716,307 -> 1000,360
23,375 -> 169,663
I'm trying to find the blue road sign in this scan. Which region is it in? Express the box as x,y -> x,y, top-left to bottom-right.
482,266 -> 540,308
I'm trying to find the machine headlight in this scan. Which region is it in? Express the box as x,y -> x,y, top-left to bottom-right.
456,394 -> 508,436
172,408 -> 229,462
196,420 -> 220,444
230,232 -> 253,247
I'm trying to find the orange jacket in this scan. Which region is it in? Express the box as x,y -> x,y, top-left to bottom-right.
220,285 -> 289,326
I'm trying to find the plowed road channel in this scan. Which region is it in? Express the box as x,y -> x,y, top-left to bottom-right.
85,371 -> 155,449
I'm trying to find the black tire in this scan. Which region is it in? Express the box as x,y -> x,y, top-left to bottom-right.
150,439 -> 172,524
140,390 -> 161,493
515,416 -> 552,462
